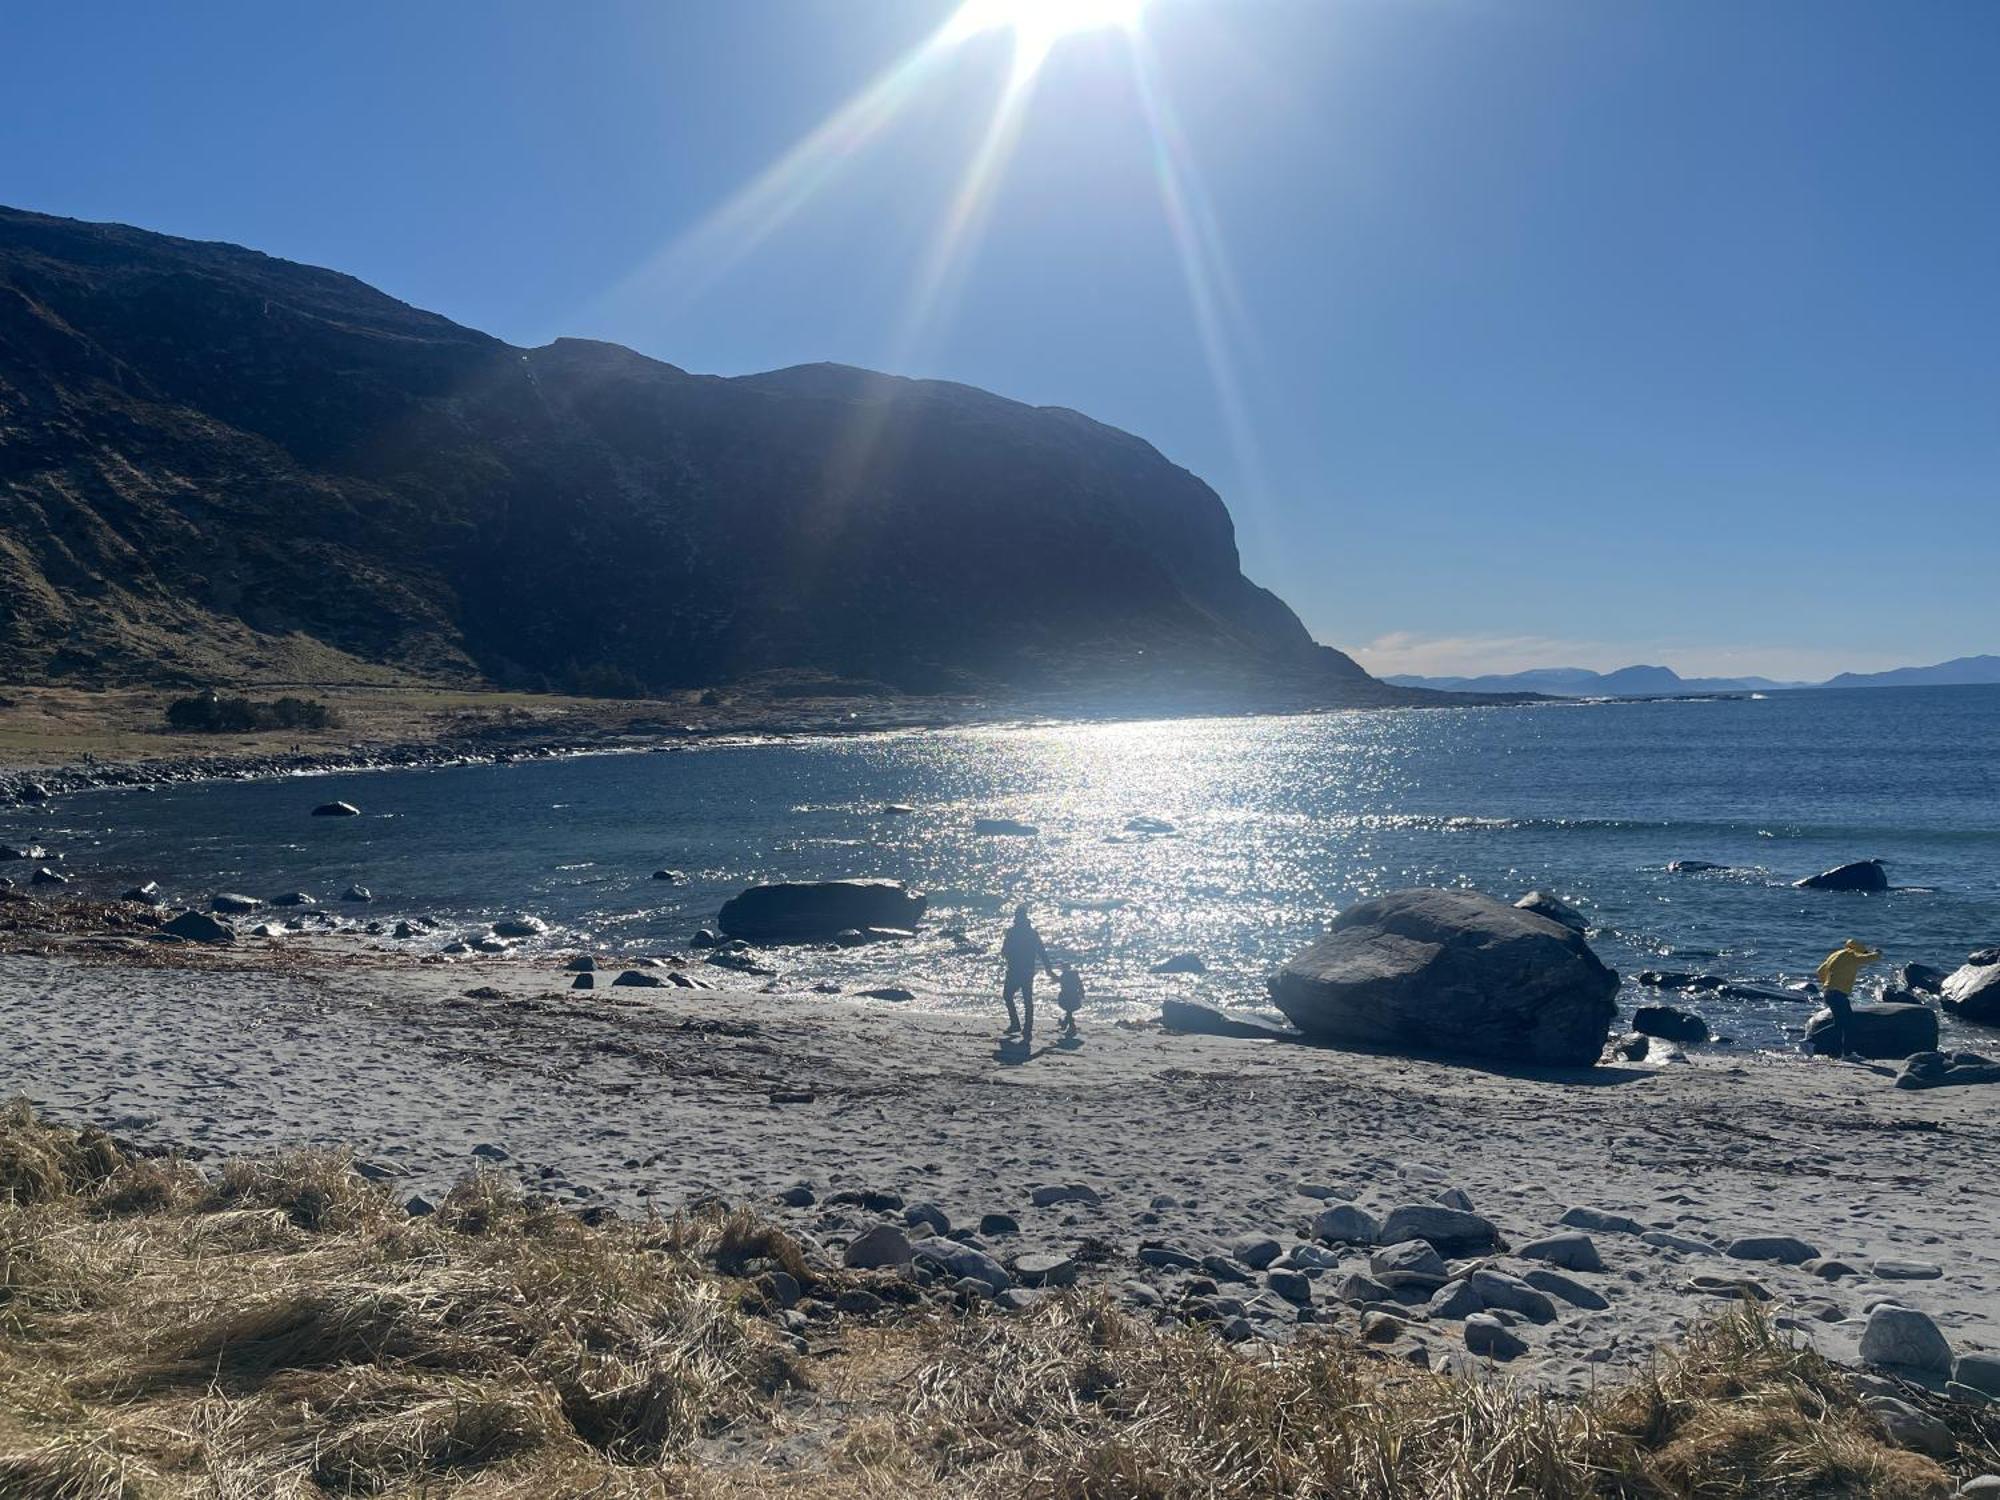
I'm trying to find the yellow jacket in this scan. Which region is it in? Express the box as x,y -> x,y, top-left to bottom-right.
1816,941 -> 1881,995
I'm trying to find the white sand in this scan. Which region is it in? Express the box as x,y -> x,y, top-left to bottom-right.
4,934 -> 1995,1391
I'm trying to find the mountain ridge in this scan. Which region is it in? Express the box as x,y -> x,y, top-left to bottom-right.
1386,656 -> 1998,696
0,204 -> 1427,706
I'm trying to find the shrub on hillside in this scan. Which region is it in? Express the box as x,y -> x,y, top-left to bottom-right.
164,693 -> 339,733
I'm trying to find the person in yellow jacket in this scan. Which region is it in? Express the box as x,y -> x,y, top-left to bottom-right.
1814,938 -> 1882,1057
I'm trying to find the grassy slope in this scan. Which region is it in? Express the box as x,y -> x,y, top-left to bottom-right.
0,1105 -> 1988,1498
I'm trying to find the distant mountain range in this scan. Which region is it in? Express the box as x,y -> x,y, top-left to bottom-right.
1385,655 -> 2000,697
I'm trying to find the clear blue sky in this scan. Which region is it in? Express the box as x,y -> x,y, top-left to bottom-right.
4,1 -> 1995,680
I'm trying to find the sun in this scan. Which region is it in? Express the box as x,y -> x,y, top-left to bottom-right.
946,0 -> 1149,71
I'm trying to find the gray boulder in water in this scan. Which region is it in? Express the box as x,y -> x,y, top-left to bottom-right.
1794,859 -> 1888,892
1633,1004 -> 1710,1045
1942,960 -> 2000,1026
717,879 -> 926,943
163,909 -> 235,944
1804,1001 -> 1938,1058
1268,888 -> 1620,1067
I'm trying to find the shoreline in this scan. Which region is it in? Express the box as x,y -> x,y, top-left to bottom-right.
4,912 -> 1995,1399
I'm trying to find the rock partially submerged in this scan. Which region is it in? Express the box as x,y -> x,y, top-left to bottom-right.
1942,957 -> 2000,1026
163,909 -> 235,944
311,800 -> 362,817
1795,859 -> 1889,892
1804,1001 -> 1938,1059
1159,999 -> 1299,1042
1514,890 -> 1587,933
1269,889 -> 1619,1067
716,879 -> 926,943
1632,1004 -> 1710,1045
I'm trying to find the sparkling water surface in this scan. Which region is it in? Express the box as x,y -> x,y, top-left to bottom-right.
11,686 -> 1999,1052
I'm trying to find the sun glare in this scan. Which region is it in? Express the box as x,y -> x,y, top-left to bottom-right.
947,0 -> 1149,73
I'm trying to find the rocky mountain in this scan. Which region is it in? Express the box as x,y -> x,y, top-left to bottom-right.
1384,665 -> 1798,697
0,205 -> 1417,704
1820,656 -> 2000,690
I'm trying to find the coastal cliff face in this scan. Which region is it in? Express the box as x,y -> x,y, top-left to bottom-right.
0,205 -> 1405,703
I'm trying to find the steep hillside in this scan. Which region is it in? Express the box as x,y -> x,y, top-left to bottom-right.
0,206 -> 1410,704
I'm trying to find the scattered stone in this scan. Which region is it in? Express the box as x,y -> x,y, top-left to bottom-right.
270,891 -> 315,907
1266,1268 -> 1312,1305
1942,962 -> 2000,1026
1954,1353 -> 2000,1399
1371,1240 -> 1450,1291
1139,1244 -> 1201,1271
1433,1186 -> 1475,1213
776,1183 -> 816,1208
1517,1233 -> 1603,1272
121,881 -> 163,905
471,1143 -> 510,1162
1200,1254 -> 1255,1286
210,892 -> 261,913
1897,1050 -> 2000,1090
1467,1269 -> 1557,1324
1464,1314 -> 1528,1361
1521,1267 -> 1610,1310
1685,1274 -> 1770,1300
843,1223 -> 916,1270
1560,1206 -> 1646,1236
1377,1204 -> 1499,1256
1269,889 -> 1620,1066
859,987 -> 916,1003
1360,1311 -> 1405,1343
1873,1260 -> 1944,1281
1795,859 -> 1890,892
835,1289 -> 886,1315
492,916 -> 548,939
1726,1235 -> 1819,1266
689,929 -> 720,949
312,801 -> 362,817
912,1237 -> 1009,1293
1229,1235 -> 1283,1271
1899,963 -> 1948,996
341,886 -> 373,903
903,1202 -> 950,1236
612,970 -> 665,988
1427,1279 -> 1485,1319
1014,1253 -> 1077,1288
565,956 -> 598,972
652,869 -> 685,882
1805,1257 -> 1860,1280
1337,1272 -> 1397,1307
1150,953 -> 1207,975
1124,816 -> 1177,834
1860,1305 -> 1953,1375
1031,1184 -> 1100,1209
1641,1231 -> 1715,1257
405,1194 -> 437,1217
979,1212 -> 1019,1237
1159,999 -> 1302,1041
162,910 -> 235,944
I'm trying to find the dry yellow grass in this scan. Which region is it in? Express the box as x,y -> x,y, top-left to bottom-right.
0,1101 -> 1988,1498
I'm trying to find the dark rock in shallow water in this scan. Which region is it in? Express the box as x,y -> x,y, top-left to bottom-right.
311,801 -> 361,817
1514,890 -> 1588,933
1269,889 -> 1619,1067
1633,1004 -> 1710,1045
0,844 -> 48,861
651,869 -> 685,882
717,879 -> 926,943
1899,963 -> 1948,996
491,916 -> 547,939
1942,960 -> 2000,1026
122,881 -> 162,905
31,866 -> 69,886
341,886 -> 373,903
1150,953 -> 1207,975
1806,1001 -> 1939,1059
1795,859 -> 1889,892
1124,815 -> 1177,834
210,892 -> 260,913
1668,860 -> 1729,873
269,892 -> 315,907
163,910 -> 234,944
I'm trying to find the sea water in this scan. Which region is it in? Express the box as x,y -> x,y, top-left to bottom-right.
12,686 -> 1998,1051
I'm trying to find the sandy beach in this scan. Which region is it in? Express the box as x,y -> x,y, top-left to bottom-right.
6,921 -> 1995,1396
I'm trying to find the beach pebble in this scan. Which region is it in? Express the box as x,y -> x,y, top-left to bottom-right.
1138,1243 -> 1201,1270
1290,1244 -> 1343,1270
1312,1203 -> 1380,1244
913,1237 -> 1010,1293
902,1202 -> 950,1236
995,1288 -> 1041,1312
1361,1311 -> 1404,1343
1433,1186 -> 1476,1212
1860,1305 -> 1953,1375
1805,1257 -> 1859,1280
1464,1314 -> 1528,1361
1377,1204 -> 1497,1255
1726,1234 -> 1819,1265
1559,1206 -> 1645,1236
843,1223 -> 915,1270
341,886 -> 373,902
1516,1232 -> 1603,1272
1639,1229 -> 1718,1256
776,1183 -> 816,1208
1685,1274 -> 1770,1300
1337,1272 -> 1397,1306
1520,1267 -> 1611,1311
978,1212 -> 1019,1237
1866,1395 -> 1954,1457
1872,1259 -> 1943,1281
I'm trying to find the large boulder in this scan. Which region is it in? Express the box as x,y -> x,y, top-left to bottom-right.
716,880 -> 926,943
1268,889 -> 1619,1066
1942,960 -> 2000,1026
1794,859 -> 1888,892
1633,1004 -> 1710,1044
1804,1001 -> 1938,1058
163,910 -> 235,944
